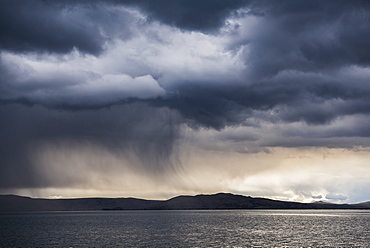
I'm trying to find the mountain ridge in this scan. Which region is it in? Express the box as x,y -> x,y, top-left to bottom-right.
0,193 -> 368,212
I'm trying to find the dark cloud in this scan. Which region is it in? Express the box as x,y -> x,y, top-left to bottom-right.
233,0 -> 370,79
0,0 -> 103,54
0,0 -> 142,55
151,69 -> 370,129
147,0 -> 370,128
122,0 -> 250,32
0,0 -> 250,55
154,90 -> 249,130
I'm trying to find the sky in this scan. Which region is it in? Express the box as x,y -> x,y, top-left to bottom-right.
1,0 -> 370,203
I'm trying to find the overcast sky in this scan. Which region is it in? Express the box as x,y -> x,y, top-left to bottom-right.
1,0 -> 370,203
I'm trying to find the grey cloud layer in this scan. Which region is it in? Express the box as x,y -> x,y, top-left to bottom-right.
1,0 -> 370,191
1,0 -> 369,127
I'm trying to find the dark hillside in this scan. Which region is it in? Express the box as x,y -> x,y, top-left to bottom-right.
0,193 -> 368,212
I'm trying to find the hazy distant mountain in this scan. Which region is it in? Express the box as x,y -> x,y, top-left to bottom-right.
0,193 -> 368,212
351,201 -> 370,208
0,194 -> 161,212
149,193 -> 308,210
148,193 -> 358,210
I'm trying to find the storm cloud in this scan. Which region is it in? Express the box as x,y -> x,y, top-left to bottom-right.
1,0 -> 370,202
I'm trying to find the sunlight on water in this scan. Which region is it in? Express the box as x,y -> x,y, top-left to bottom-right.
1,210 -> 370,247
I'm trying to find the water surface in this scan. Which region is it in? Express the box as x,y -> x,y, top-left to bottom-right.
1,210 -> 369,247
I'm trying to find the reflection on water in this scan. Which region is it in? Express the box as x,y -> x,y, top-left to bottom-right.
1,210 -> 370,247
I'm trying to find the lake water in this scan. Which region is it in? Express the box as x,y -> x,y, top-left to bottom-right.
1,210 -> 370,247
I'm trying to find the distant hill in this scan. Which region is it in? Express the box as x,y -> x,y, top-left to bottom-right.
351,201 -> 370,208
0,194 -> 161,212
0,193 -> 368,212
149,193 -> 359,210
